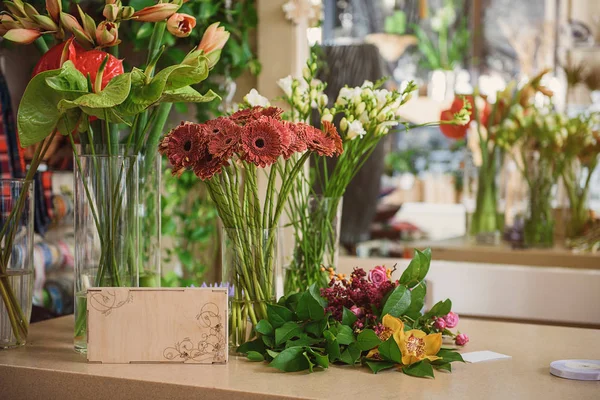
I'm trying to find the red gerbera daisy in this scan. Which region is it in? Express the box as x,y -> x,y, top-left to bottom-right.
305,125 -> 336,157
193,147 -> 227,180
241,117 -> 289,167
230,106 -> 284,125
322,121 -> 343,156
282,122 -> 309,159
207,117 -> 242,159
159,122 -> 206,174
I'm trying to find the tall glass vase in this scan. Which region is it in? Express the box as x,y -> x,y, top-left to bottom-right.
524,158 -> 555,248
0,180 -> 34,349
73,154 -> 139,353
138,154 -> 161,287
222,227 -> 279,353
285,196 -> 343,294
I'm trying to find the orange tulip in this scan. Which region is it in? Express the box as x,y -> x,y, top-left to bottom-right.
95,21 -> 119,47
166,13 -> 196,38
197,22 -> 229,54
3,28 -> 42,44
132,3 -> 180,23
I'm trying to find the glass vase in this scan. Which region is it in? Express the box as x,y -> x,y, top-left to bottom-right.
0,179 -> 34,349
222,227 -> 279,354
73,154 -> 139,353
137,154 -> 161,287
284,196 -> 343,295
524,158 -> 555,248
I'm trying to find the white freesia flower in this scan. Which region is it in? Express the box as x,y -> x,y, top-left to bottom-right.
347,120 -> 366,140
277,76 -> 294,97
321,112 -> 333,123
244,89 -> 270,107
430,16 -> 443,32
375,89 -> 390,109
361,80 -> 374,88
359,111 -> 369,125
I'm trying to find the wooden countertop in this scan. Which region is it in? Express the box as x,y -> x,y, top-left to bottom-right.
1,316 -> 599,399
369,237 -> 600,270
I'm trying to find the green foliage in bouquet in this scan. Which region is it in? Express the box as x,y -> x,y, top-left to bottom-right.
238,250 -> 466,377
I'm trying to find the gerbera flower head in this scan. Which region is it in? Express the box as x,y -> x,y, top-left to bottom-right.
241,116 -> 290,167
230,106 -> 284,126
282,122 -> 309,159
193,145 -> 228,180
305,125 -> 336,157
322,121 -> 343,156
207,117 -> 242,159
159,121 -> 206,175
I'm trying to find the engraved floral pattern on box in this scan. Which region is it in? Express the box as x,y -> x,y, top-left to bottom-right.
89,290 -> 133,316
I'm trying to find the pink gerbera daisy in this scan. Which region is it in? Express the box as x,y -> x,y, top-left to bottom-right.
322,121 -> 344,156
159,122 -> 206,175
207,117 -> 242,159
193,146 -> 227,180
305,125 -> 336,157
283,122 -> 309,159
241,117 -> 290,167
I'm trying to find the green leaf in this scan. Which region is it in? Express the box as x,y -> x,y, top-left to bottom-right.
307,348 -> 329,369
323,330 -> 341,362
262,335 -> 275,347
335,324 -> 356,345
341,307 -> 358,326
246,351 -> 264,362
295,290 -> 325,321
405,281 -> 427,320
399,249 -> 431,288
308,283 -> 327,308
365,360 -> 397,374
269,346 -> 310,372
281,292 -> 303,311
160,86 -> 219,104
267,304 -> 294,328
423,299 -> 452,320
255,320 -> 273,336
378,337 -> 402,364
275,321 -> 302,345
434,362 -> 452,372
381,285 -> 411,318
403,361 -> 435,379
266,349 -> 280,359
304,319 -> 327,337
302,351 -> 316,372
339,343 -> 361,365
437,349 -> 465,363
45,62 -> 88,95
236,338 -> 265,355
356,329 -> 382,351
136,22 -> 153,39
285,334 -> 322,349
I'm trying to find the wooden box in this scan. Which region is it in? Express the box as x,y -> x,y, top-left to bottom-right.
86,287 -> 228,364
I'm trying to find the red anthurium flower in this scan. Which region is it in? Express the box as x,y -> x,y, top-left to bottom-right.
440,95 -> 491,140
32,41 -> 79,77
440,109 -> 468,140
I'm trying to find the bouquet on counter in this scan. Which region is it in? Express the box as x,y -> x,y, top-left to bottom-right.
159,104 -> 341,348
238,249 -> 468,377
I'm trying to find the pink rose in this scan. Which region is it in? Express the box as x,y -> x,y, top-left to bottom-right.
433,317 -> 446,330
444,311 -> 459,328
368,266 -> 388,287
350,305 -> 364,318
455,333 -> 469,346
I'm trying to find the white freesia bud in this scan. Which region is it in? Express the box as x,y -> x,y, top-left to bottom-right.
347,120 -> 366,140
244,89 -> 270,107
375,89 -> 389,109
310,79 -> 323,89
369,109 -> 378,119
340,117 -> 349,132
277,75 -> 293,98
353,94 -> 362,105
356,102 -> 366,115
318,94 -> 328,108
454,108 -> 471,126
359,111 -> 369,125
362,80 -> 374,88
302,66 -> 311,80
322,113 -> 334,123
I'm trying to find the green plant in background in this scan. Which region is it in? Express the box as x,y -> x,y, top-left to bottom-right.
384,10 -> 407,35
413,0 -> 469,71
161,164 -> 218,288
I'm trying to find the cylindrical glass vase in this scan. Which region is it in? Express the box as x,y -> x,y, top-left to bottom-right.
285,196 -> 343,295
0,179 -> 34,349
222,227 -> 279,353
138,154 -> 161,287
524,159 -> 555,248
74,154 -> 139,353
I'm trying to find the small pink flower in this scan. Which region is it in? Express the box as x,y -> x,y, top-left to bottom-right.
433,317 -> 446,330
444,311 -> 459,328
350,305 -> 364,318
368,266 -> 388,287
455,333 -> 469,346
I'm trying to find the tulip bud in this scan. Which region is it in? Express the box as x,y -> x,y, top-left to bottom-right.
132,3 -> 179,23
166,13 -> 196,38
3,28 -> 41,44
119,6 -> 135,20
197,22 -> 229,54
33,14 -> 58,31
95,20 -> 119,47
103,4 -> 119,22
46,0 -> 61,22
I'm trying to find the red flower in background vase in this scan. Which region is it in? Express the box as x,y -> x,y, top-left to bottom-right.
439,95 -> 491,140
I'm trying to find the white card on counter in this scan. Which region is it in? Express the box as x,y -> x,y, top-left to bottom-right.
461,350 -> 512,363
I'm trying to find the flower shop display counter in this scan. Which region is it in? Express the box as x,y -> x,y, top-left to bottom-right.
1,316 -> 599,399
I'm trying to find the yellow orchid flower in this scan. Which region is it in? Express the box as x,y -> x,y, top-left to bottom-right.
397,327 -> 442,366
366,314 -> 404,359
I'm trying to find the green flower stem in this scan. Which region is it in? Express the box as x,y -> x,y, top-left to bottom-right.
33,37 -> 49,54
